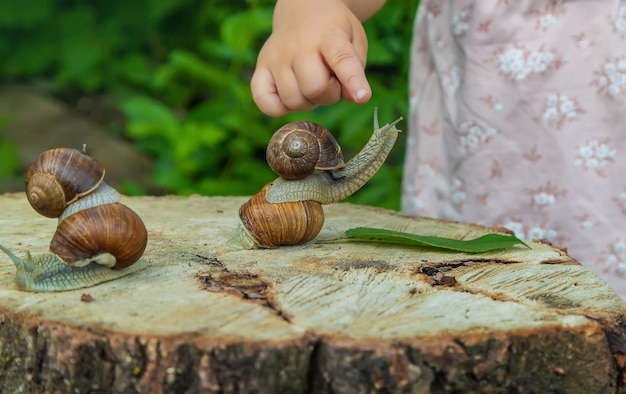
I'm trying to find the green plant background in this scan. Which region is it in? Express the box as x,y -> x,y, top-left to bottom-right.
0,0 -> 420,210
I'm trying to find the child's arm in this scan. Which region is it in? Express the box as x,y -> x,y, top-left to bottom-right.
251,0 -> 386,116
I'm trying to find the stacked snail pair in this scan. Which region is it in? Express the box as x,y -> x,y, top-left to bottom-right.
0,148 -> 148,292
0,109 -> 401,292
231,109 -> 402,249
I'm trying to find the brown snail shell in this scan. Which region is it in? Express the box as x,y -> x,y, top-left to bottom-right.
26,148 -> 105,218
50,203 -> 148,269
238,183 -> 324,248
266,121 -> 344,180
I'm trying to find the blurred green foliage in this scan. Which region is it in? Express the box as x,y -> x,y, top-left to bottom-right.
0,0 -> 419,209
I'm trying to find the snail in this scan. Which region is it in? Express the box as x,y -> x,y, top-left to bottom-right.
266,120 -> 345,180
25,146 -> 106,218
230,109 -> 403,249
0,147 -> 148,292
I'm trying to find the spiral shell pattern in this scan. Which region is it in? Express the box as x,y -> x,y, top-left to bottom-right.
50,203 -> 148,269
25,148 -> 105,218
266,121 -> 344,180
238,183 -> 324,248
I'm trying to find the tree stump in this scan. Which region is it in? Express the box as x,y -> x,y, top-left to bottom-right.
0,193 -> 625,393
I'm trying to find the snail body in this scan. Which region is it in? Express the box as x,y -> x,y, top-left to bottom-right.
0,245 -> 148,293
0,147 -> 148,292
231,109 -> 402,249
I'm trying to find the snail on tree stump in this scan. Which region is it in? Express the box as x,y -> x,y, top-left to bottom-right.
230,109 -> 403,249
0,147 -> 148,292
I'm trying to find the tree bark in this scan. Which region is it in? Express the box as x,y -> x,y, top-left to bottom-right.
0,193 -> 624,393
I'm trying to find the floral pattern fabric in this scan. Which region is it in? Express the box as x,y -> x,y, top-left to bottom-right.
402,0 -> 626,297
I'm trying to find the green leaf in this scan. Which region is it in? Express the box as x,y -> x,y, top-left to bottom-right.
121,96 -> 179,139
340,227 -> 530,253
220,8 -> 273,52
147,0 -> 192,24
159,50 -> 229,89
0,0 -> 53,28
0,140 -> 20,178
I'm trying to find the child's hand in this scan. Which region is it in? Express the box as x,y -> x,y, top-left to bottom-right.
251,0 -> 373,117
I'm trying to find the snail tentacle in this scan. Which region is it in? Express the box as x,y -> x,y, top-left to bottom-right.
0,244 -> 29,271
266,111 -> 403,204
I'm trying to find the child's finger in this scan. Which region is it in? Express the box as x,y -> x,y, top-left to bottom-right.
250,67 -> 290,117
322,40 -> 371,104
293,54 -> 343,105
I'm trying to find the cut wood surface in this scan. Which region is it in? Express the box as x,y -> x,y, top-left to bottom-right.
0,192 -> 625,393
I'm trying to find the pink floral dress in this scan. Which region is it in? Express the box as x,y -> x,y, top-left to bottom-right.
402,0 -> 626,297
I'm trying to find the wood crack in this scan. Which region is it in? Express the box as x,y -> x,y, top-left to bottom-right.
305,336 -> 323,394
196,262 -> 292,323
